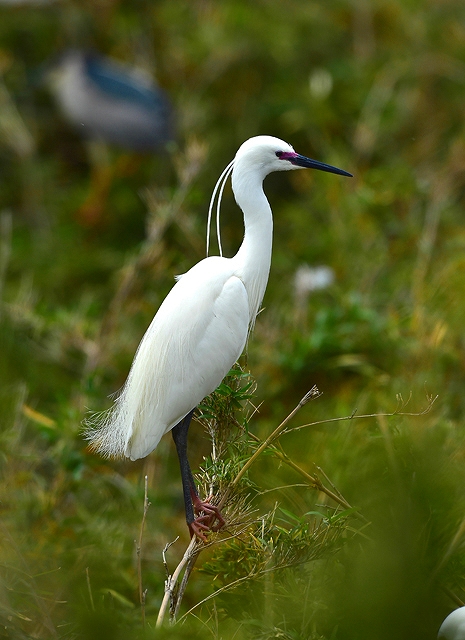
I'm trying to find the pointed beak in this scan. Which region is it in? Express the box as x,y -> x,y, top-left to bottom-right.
290,154 -> 353,177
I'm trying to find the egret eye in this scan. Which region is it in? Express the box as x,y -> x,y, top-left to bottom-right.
275,151 -> 284,158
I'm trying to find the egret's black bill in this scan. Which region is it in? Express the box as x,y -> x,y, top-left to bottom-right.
291,154 -> 353,177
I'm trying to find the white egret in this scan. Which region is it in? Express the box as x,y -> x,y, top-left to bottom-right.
86,135 -> 352,540
438,607 -> 465,639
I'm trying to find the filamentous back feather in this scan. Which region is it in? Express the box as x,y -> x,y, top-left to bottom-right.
84,404 -> 128,458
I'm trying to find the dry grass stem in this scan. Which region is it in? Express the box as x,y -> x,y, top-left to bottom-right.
411,174 -> 452,329
442,586 -> 465,608
0,522 -> 59,639
85,567 -> 95,612
173,551 -> 201,621
136,475 -> 150,627
283,394 -> 438,437
232,396 -> 362,519
0,210 -> 12,314
432,518 -> 465,582
218,386 -> 321,511
177,515 -> 342,625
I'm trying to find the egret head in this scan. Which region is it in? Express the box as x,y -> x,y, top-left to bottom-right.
211,135 -> 352,258
234,135 -> 352,179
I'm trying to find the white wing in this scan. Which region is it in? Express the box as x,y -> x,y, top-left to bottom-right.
86,256 -> 249,460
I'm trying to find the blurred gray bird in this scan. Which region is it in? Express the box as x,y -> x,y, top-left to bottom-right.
48,49 -> 174,151
438,607 -> 465,640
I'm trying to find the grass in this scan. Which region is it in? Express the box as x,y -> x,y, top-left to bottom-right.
1,0 -> 465,638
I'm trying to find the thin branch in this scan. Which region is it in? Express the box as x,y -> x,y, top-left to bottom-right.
234,408 -> 363,520
173,551 -> 201,621
275,447 -> 360,516
169,519 -> 259,622
177,556 -> 322,625
258,483 -> 310,495
162,537 -> 179,577
282,395 -> 438,437
177,568 -> 272,624
136,475 -> 150,628
156,536 -> 199,628
220,392 -> 437,520
217,386 -> 321,512
157,520 -> 259,626
314,464 -> 346,503
85,568 -> 95,612
432,518 -> 465,581
411,174 -> 451,328
441,585 -> 465,608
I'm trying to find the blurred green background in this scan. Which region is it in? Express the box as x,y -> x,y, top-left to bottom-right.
1,0 -> 465,638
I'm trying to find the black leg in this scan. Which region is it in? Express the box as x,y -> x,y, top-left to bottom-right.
171,409 -> 196,525
171,409 -> 226,542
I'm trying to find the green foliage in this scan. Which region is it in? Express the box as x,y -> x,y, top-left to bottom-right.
199,515 -> 347,638
196,366 -> 257,498
279,291 -> 401,381
1,0 -> 465,638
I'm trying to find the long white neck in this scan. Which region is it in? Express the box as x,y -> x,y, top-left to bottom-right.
231,164 -> 273,326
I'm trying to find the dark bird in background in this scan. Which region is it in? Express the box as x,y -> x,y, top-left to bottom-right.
47,49 -> 175,225
48,49 -> 174,151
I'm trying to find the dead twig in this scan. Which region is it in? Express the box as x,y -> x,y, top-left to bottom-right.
85,567 -> 95,612
282,394 -> 438,437
156,536 -> 200,627
136,475 -> 150,627
217,386 -> 321,513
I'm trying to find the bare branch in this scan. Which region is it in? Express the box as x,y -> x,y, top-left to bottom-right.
283,394 -> 438,437
219,386 -> 321,507
136,475 -> 151,628
156,536 -> 200,628
85,567 -> 95,612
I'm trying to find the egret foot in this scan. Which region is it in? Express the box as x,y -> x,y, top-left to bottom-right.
189,494 -> 225,542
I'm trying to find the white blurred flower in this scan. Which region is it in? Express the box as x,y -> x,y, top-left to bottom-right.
309,68 -> 333,100
294,264 -> 335,299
